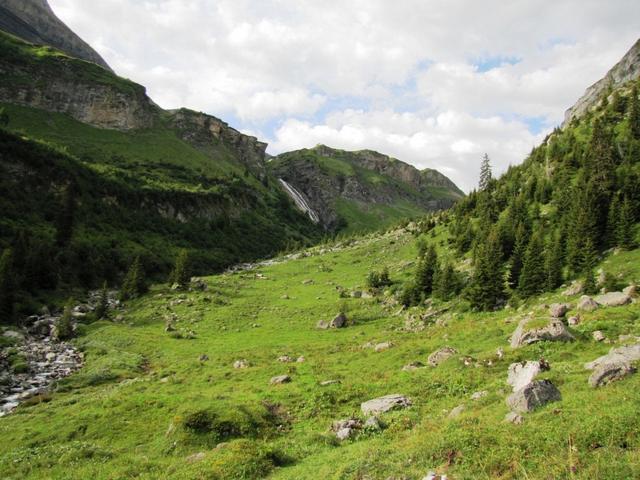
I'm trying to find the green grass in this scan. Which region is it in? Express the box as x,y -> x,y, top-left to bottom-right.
334,198 -> 426,235
1,227 -> 638,479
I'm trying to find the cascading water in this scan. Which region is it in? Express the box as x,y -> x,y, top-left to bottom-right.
278,179 -> 320,224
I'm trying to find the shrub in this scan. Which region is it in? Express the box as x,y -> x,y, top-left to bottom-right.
55,301 -> 75,340
366,267 -> 391,289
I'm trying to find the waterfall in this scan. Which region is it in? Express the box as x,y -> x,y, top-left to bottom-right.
278,179 -> 320,224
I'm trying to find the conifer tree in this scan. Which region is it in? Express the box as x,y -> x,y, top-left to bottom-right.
169,249 -> 191,288
0,249 -> 15,324
55,300 -> 74,340
434,262 -> 458,301
518,230 -> 546,298
606,194 -> 621,247
630,84 -> 640,140
467,228 -> 505,310
479,153 -> 492,191
618,197 -> 636,249
581,239 -> 599,295
55,184 -> 76,247
415,245 -> 439,296
545,234 -> 564,291
94,281 -> 110,320
508,223 -> 527,289
0,107 -> 8,128
120,256 -> 147,300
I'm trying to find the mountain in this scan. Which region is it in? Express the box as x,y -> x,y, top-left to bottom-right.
0,0 -> 112,72
564,38 -> 640,126
270,145 -> 464,232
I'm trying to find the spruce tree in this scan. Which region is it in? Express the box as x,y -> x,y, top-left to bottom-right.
606,194 -> 621,247
434,262 -> 458,301
94,281 -> 110,320
630,84 -> 640,140
518,230 -> 546,298
120,256 -> 147,300
55,184 -> 76,247
618,197 -> 636,249
55,301 -> 74,340
479,153 -> 492,191
545,234 -> 563,291
0,249 -> 15,324
169,249 -> 191,288
581,239 -> 599,295
415,244 -> 438,296
508,223 -> 527,289
467,228 -> 505,310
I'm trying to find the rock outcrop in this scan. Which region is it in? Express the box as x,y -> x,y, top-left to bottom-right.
0,0 -> 113,71
564,39 -> 640,126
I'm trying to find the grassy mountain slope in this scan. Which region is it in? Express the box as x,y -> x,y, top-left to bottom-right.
0,225 -> 638,479
269,145 -> 464,233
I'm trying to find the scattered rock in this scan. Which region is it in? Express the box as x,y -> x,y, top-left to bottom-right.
592,330 -> 606,342
496,347 -> 504,360
2,330 -> 24,341
363,416 -> 382,431
277,355 -> 293,363
233,359 -> 250,369
351,291 -> 362,298
622,285 -> 637,297
361,394 -> 412,415
594,292 -> 632,307
186,452 -> 206,463
402,361 -> 425,372
270,375 -> 291,385
563,280 -> 583,297
568,315 -> 580,326
330,313 -> 348,329
577,295 -> 599,312
296,356 -> 306,363
448,404 -> 465,419
510,318 -> 574,348
504,411 -> 524,425
189,277 -> 208,291
428,346 -> 458,366
316,320 -> 329,330
506,380 -> 561,413
471,390 -> 488,400
507,360 -> 546,392
422,472 -> 448,480
374,342 -> 393,352
332,418 -> 362,440
549,303 -> 570,318
320,379 -> 341,386
588,362 -> 636,387
302,279 -> 314,285
198,354 -> 209,362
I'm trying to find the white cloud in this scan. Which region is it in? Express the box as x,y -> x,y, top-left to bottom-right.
47,0 -> 640,189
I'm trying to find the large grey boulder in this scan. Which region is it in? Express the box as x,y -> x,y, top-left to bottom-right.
588,362 -> 636,388
584,344 -> 640,370
549,303 -> 569,318
330,313 -> 348,328
361,394 -> 411,415
510,318 -> 574,348
427,346 -> 458,366
506,380 -> 561,413
577,295 -> 599,312
594,292 -> 632,307
507,361 -> 545,392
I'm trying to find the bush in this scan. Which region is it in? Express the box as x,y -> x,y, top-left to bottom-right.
55,302 -> 75,340
366,267 -> 391,289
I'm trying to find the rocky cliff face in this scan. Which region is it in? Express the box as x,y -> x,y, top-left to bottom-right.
564,38 -> 640,126
0,0 -> 112,72
270,145 -> 464,230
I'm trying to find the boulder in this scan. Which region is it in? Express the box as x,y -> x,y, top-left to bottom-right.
363,416 -> 382,431
504,411 -> 524,425
588,362 -> 636,388
448,404 -> 465,419
507,361 -> 545,392
549,303 -> 569,318
320,379 -> 341,386
506,380 -> 561,413
374,342 -> 393,352
270,375 -> 291,385
316,320 -> 329,330
296,356 -> 306,363
402,361 -> 425,372
332,418 -> 362,440
428,346 -> 458,366
361,394 -> 412,415
563,281 -> 583,297
622,285 -> 637,297
510,318 -> 574,348
594,292 -> 632,307
277,355 -> 292,363
567,315 -> 580,326
577,295 -> 598,312
592,330 -> 606,342
233,359 -> 250,369
330,313 -> 348,328
584,343 -> 640,370
471,390 -> 488,400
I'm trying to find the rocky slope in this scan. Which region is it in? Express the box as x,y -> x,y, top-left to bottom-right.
564,38 -> 640,126
269,145 -> 464,231
0,0 -> 112,72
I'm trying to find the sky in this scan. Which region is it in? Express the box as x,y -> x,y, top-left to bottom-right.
49,0 -> 640,192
